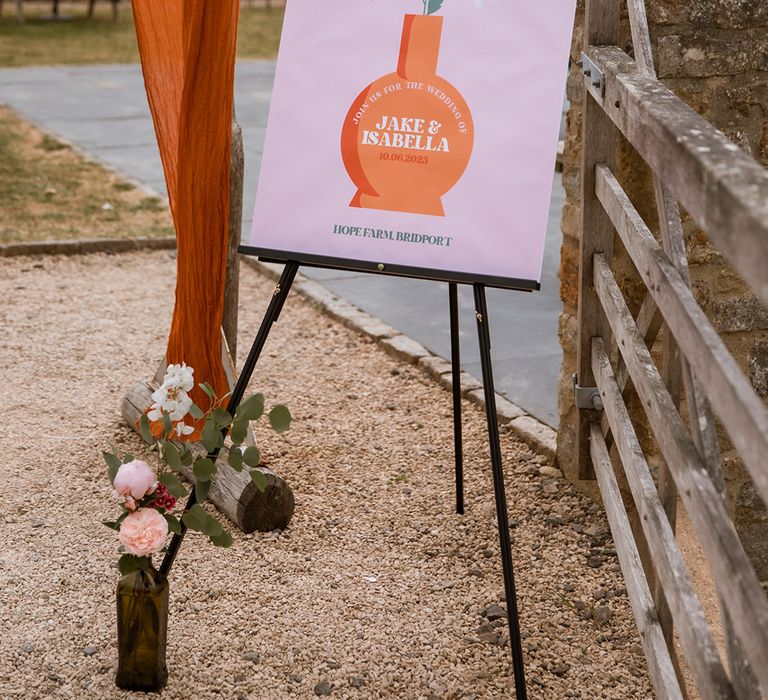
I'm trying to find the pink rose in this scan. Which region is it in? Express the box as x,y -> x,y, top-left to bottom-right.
113,460 -> 157,500
118,508 -> 169,557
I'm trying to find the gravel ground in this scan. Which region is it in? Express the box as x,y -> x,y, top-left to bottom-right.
0,251 -> 653,699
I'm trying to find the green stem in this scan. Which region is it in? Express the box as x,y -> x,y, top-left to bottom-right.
423,0 -> 427,15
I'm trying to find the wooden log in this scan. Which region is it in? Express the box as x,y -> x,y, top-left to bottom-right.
576,0 -> 619,479
121,380 -> 294,533
595,165 -> 768,508
585,45 -> 768,308
593,253 -> 768,692
589,424 -> 683,700
592,338 -> 735,700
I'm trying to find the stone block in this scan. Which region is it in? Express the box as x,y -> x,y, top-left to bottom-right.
734,479 -> 768,581
509,416 -> 557,461
558,312 -> 578,355
418,354 -> 453,380
380,335 -> 431,365
465,389 -> 525,423
749,340 -> 768,396
713,295 -> 768,333
437,370 -> 483,396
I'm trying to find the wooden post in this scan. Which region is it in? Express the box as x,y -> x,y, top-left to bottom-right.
576,0 -> 618,479
222,112 -> 243,365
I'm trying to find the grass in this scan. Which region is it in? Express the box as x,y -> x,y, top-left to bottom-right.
0,105 -> 174,243
0,2 -> 284,67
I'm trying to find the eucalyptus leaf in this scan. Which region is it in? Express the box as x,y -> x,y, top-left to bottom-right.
196,478 -> 211,503
139,414 -> 154,445
189,403 -> 204,420
250,469 -> 268,493
163,513 -> 182,534
161,411 -> 172,436
164,441 -> 182,472
117,554 -> 150,576
180,445 -> 194,466
200,382 -> 216,405
103,520 -> 120,531
193,457 -> 216,483
237,393 -> 264,422
212,407 -> 232,427
242,445 -> 261,468
159,472 -> 188,498
230,418 -> 248,446
117,554 -> 138,576
227,447 -> 243,472
122,453 -> 135,464
268,405 -> 292,433
209,531 -> 233,548
201,420 -> 219,452
201,514 -> 224,538
182,504 -> 208,532
103,451 -> 121,483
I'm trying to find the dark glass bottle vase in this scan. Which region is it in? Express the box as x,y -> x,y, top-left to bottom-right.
115,566 -> 169,692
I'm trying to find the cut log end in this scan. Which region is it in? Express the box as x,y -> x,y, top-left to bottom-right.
121,380 -> 295,533
238,469 -> 295,533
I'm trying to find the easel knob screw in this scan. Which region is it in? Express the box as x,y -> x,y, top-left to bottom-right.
377,263 -> 385,271
476,312 -> 483,322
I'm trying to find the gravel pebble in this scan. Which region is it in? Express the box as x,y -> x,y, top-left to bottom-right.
0,252 -> 654,699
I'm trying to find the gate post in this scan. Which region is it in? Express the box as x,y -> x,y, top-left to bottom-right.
575,0 -> 619,479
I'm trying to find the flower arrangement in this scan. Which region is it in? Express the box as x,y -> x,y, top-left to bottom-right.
103,363 -> 291,575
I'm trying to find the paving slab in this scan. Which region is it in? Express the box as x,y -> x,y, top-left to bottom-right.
0,61 -> 565,426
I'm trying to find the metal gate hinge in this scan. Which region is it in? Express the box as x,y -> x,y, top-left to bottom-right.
573,373 -> 603,411
580,51 -> 605,101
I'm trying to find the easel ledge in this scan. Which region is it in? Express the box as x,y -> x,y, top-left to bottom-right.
240,245 -> 541,292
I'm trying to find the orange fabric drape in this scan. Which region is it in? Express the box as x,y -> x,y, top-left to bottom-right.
132,0 -> 239,413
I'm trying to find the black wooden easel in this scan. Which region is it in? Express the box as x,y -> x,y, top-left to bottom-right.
161,260 -> 528,699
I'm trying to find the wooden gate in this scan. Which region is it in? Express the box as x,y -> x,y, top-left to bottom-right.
574,1 -> 768,698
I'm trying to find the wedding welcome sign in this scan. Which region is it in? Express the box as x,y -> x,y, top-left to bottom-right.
245,0 -> 576,288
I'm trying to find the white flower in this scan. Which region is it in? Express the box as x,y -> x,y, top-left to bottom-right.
147,364 -> 195,422
175,421 -> 195,437
163,363 -> 194,392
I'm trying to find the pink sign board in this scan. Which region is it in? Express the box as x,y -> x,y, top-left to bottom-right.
246,0 -> 576,289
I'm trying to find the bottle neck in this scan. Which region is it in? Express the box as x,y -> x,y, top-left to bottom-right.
397,14 -> 443,81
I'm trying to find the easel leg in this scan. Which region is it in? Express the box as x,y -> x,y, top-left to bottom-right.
473,283 -> 527,699
449,282 -> 464,515
159,261 -> 300,577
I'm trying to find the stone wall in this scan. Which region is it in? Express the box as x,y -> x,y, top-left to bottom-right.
557,0 -> 768,577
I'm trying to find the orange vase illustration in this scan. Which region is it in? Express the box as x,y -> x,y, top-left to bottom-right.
341,14 -> 474,217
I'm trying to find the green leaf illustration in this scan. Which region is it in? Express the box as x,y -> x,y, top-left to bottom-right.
426,0 -> 444,15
